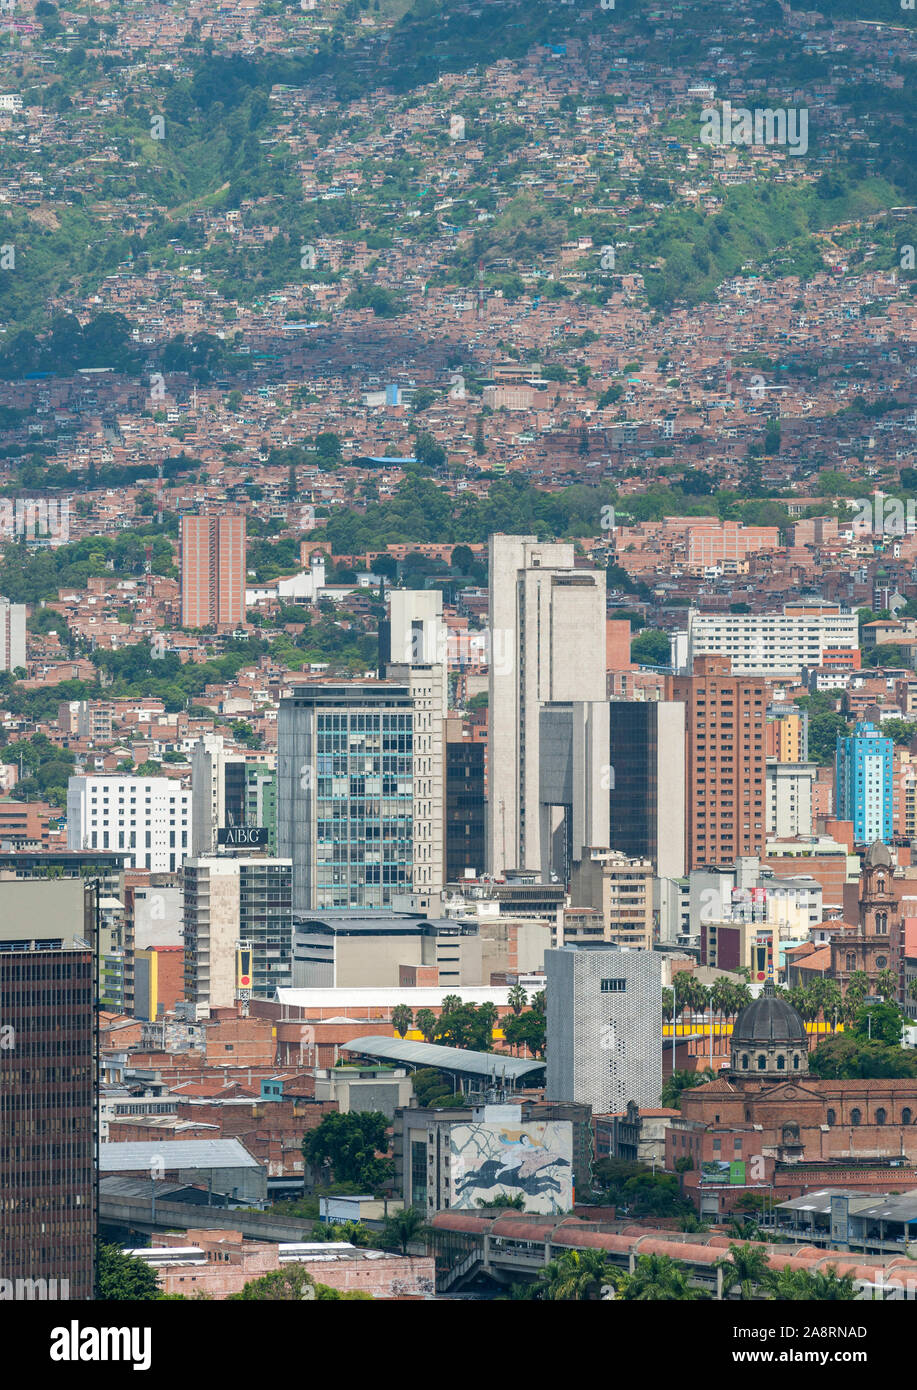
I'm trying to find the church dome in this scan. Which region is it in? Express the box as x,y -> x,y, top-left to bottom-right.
864,841 -> 892,869
731,979 -> 807,1046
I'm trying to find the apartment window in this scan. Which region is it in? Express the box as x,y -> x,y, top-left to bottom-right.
601,978 -> 627,993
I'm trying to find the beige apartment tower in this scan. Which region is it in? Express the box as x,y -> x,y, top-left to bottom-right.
487,535 -> 606,879
181,513 -> 246,629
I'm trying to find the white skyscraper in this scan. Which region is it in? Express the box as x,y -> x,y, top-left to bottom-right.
0,597 -> 26,672
488,535 -> 606,879
67,775 -> 192,873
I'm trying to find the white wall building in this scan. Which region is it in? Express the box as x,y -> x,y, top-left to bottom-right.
678,605 -> 859,677
0,596 -> 26,671
766,760 -> 817,838
488,535 -> 606,878
67,776 -> 191,872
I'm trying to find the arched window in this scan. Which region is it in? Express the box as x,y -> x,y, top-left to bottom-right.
846,952 -> 857,971
904,1108 -> 912,1126
793,1054 -> 800,1070
851,1108 -> 861,1126
782,1124 -> 799,1144
745,1108 -> 751,1121
776,1054 -> 785,1070
876,914 -> 887,933
757,1054 -> 767,1070
742,1055 -> 749,1070
826,1108 -> 836,1126
876,1108 -> 887,1126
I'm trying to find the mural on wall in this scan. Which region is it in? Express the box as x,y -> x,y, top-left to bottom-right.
449,1121 -> 573,1213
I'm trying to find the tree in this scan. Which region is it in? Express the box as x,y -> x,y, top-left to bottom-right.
617,1253 -> 705,1301
534,1249 -> 616,1301
391,1005 -> 413,1039
659,1069 -> 716,1110
473,419 -> 486,456
631,628 -> 670,667
716,1243 -> 772,1300
96,1244 -> 162,1301
850,1000 -> 903,1047
767,1264 -> 858,1301
440,994 -> 463,1015
379,1206 -> 427,1256
228,1266 -> 370,1300
302,1111 -> 392,1190
875,968 -> 899,1003
415,1008 -> 437,1044
477,1193 -> 525,1211
507,983 -> 528,1016
807,1033 -> 917,1080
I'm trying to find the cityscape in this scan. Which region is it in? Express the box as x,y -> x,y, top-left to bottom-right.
0,0 -> 915,1346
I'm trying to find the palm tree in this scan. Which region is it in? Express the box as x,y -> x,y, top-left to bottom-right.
617,1253 -> 706,1301
660,1068 -> 716,1110
507,983 -> 528,1016
534,1249 -> 617,1301
846,970 -> 870,1013
391,1005 -> 413,1039
876,968 -> 898,1003
440,994 -> 463,1015
415,1008 -> 437,1044
380,1206 -> 427,1256
725,1217 -> 765,1242
807,1267 -> 859,1301
662,987 -> 675,1025
678,1213 -> 711,1234
716,1243 -> 772,1300
768,1265 -> 812,1300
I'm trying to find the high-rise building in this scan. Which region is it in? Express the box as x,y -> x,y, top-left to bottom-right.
545,946 -> 662,1113
766,760 -> 817,838
278,682 -> 418,913
183,856 -> 293,1007
0,880 -> 97,1300
488,535 -> 606,879
180,513 -> 246,630
385,663 -> 445,900
767,706 -> 809,762
836,721 -> 893,846
192,735 -> 277,856
668,655 -> 767,871
0,596 -> 26,672
67,775 -> 191,872
608,700 -> 686,879
444,719 -> 486,882
379,589 -> 449,708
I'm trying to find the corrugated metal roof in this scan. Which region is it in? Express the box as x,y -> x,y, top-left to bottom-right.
100,1139 -> 260,1171
341,1035 -> 544,1079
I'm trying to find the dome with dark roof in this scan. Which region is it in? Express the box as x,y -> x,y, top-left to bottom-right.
731,979 -> 807,1046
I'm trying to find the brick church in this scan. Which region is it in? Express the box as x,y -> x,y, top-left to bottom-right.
667,965 -> 917,1215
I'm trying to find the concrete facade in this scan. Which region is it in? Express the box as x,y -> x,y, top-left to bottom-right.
487,535 -> 606,880
545,946 -> 662,1113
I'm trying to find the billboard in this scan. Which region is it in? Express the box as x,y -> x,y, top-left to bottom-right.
830,1195 -> 849,1245
699,1159 -> 746,1186
236,946 -> 252,1001
218,826 -> 269,848
449,1121 -> 573,1214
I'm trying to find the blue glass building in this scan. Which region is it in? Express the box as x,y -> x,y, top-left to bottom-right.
835,720 -> 893,845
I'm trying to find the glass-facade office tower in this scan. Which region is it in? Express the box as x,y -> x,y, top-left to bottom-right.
836,720 -> 893,846
278,684 -> 415,913
0,880 -> 97,1300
